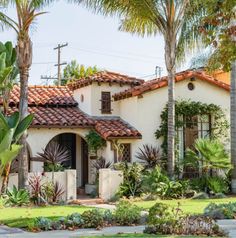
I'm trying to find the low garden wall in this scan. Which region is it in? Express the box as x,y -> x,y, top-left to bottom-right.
0,169 -> 77,201
99,168 -> 123,201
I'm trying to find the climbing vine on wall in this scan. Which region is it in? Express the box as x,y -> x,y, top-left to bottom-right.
155,100 -> 229,155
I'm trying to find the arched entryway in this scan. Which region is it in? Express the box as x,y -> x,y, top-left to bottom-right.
46,133 -> 89,188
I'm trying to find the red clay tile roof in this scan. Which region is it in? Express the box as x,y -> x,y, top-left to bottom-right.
8,107 -> 95,128
113,70 -> 230,101
95,118 -> 142,140
5,85 -> 141,139
8,85 -> 78,107
67,71 -> 144,90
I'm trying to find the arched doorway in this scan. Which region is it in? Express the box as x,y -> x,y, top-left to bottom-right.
46,133 -> 89,188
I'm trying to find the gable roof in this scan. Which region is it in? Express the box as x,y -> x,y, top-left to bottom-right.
8,85 -> 78,107
5,85 -> 141,140
67,71 -> 144,90
113,70 -> 230,101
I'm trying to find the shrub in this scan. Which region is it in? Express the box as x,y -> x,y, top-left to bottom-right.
35,217 -> 52,231
65,213 -> 84,228
6,185 -> 30,206
207,176 -> 229,194
29,174 -> 44,205
142,166 -> 191,199
136,144 -> 162,169
145,202 -> 225,236
204,202 -> 236,219
115,162 -> 144,197
81,209 -> 104,228
114,200 -> 141,225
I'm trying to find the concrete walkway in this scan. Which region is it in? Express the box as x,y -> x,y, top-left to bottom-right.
0,226 -> 145,238
217,220 -> 236,238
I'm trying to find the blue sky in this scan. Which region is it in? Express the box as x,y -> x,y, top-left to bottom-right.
0,1 -> 190,85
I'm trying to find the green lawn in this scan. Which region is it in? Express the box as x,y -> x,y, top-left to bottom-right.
0,205 -> 90,228
134,197 -> 236,214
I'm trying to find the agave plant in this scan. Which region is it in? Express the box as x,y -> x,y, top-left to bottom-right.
136,144 -> 162,169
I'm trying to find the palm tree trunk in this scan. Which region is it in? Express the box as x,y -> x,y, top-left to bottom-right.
165,34 -> 176,179
231,61 -> 236,193
17,37 -> 32,189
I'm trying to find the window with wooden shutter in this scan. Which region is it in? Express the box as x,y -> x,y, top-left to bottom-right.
101,92 -> 111,114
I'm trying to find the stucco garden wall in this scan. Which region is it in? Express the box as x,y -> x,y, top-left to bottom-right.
99,168 -> 123,201
0,170 -> 77,201
117,78 -> 230,161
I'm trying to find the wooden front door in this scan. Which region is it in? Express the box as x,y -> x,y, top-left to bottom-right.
81,138 -> 89,187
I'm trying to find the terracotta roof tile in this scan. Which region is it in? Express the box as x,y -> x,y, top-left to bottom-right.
113,70 -> 230,101
67,71 -> 144,90
8,107 -> 94,128
95,118 -> 142,140
7,85 -> 77,107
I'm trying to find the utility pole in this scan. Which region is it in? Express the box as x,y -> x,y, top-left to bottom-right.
54,43 -> 68,86
155,66 -> 163,79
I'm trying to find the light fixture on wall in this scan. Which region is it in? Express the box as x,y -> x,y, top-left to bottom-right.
81,94 -> 84,102
187,82 -> 195,91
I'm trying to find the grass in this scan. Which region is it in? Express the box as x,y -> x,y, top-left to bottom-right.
0,205 -> 91,229
80,235 -> 224,238
134,197 -> 236,214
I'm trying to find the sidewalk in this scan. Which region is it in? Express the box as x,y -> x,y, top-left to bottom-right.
0,226 -> 145,238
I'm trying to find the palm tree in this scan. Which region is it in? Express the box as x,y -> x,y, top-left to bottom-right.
0,0 -> 51,189
231,61 -> 236,192
77,0 -> 203,178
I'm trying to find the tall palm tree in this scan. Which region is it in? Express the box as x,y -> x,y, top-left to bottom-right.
231,61 -> 236,192
0,0 -> 51,189
77,0 -> 203,178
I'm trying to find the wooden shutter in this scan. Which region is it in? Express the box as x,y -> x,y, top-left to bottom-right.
101,92 -> 111,113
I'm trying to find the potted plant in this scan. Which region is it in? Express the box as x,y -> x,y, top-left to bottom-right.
85,130 -> 106,159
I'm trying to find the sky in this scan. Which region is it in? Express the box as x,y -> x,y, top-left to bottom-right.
0,1 -> 191,85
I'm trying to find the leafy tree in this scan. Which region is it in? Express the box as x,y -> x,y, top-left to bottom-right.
77,0 -> 205,178
0,0 -> 52,189
0,111 -> 33,194
62,60 -> 99,85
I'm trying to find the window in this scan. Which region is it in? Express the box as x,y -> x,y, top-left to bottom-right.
101,92 -> 111,114
114,143 -> 131,162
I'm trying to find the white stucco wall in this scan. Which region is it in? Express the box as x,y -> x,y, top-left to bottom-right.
117,78 -> 230,161
73,82 -> 131,117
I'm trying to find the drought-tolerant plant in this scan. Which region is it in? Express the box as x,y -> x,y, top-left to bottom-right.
81,208 -> 104,228
114,200 -> 141,226
52,181 -> 65,203
186,138 -> 231,173
115,162 -> 144,197
6,185 -> 30,206
37,142 -> 70,180
142,166 -> 191,199
207,176 -> 229,194
29,174 -> 44,205
35,217 -> 52,231
204,202 -> 236,219
145,202 -> 224,236
92,156 -> 113,171
136,144 -> 162,169
103,209 -> 113,224
66,213 -> 84,227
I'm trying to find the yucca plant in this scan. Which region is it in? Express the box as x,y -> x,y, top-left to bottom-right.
37,142 -> 70,182
92,157 -> 113,171
136,144 -> 162,169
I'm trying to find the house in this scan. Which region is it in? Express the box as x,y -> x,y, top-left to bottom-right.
7,69 -> 230,194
